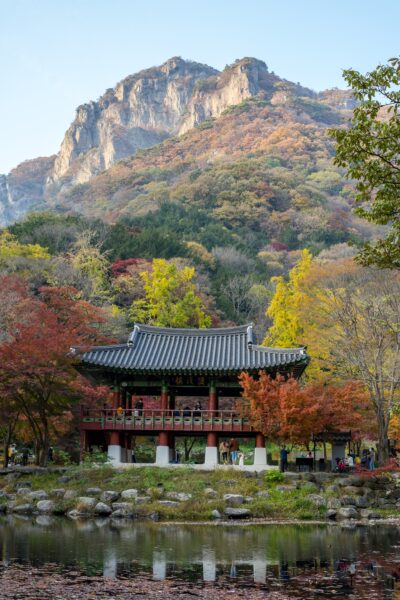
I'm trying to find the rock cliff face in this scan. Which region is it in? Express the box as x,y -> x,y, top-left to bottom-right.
0,56 -> 353,225
51,57 -> 218,185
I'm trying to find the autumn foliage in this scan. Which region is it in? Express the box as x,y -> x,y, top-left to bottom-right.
0,277 -> 111,465
240,371 -> 373,446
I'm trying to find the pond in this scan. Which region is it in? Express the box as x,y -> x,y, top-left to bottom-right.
1,517 -> 400,598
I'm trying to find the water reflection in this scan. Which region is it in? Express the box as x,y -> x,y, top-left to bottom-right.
1,516 -> 400,597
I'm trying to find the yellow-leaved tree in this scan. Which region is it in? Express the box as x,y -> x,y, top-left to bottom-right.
263,248 -> 312,348
130,259 -> 211,328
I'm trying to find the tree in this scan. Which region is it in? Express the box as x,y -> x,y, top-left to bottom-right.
240,372 -> 372,447
263,249 -> 312,347
130,259 -> 212,328
311,267 -> 400,462
0,279 -> 109,465
330,57 -> 400,268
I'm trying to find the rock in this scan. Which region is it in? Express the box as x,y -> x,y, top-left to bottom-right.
243,471 -> 256,478
37,500 -> 55,513
135,496 -> 151,505
16,487 -> 31,496
0,491 -> 6,498
343,486 -> 363,496
165,492 -> 192,502
360,509 -> 381,520
337,478 -> 350,487
346,476 -> 366,487
85,487 -> 101,496
27,490 -> 48,501
244,496 -> 253,503
327,498 -> 341,509
94,502 -> 112,516
223,494 -> 244,505
67,509 -> 83,519
307,494 -> 326,507
326,509 -> 337,520
325,485 -> 339,495
111,502 -> 134,511
224,507 -> 251,519
120,489 -> 138,499
204,488 -> 217,498
340,496 -> 356,506
111,508 -> 134,518
76,497 -> 96,512
211,509 -> 222,519
157,500 -> 180,508
16,481 -> 32,488
13,503 -> 33,514
255,491 -> 270,498
101,491 -> 120,503
50,489 -> 65,498
356,496 -> 368,508
59,476 -> 73,484
64,490 -> 77,500
338,507 -> 358,519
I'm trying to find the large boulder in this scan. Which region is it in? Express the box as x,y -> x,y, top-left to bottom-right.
327,497 -> 341,509
37,500 -> 55,513
224,507 -> 251,519
338,507 -> 358,519
101,491 -> 120,503
136,496 -> 151,505
64,490 -> 77,500
326,509 -> 337,520
111,502 -> 134,511
223,494 -> 244,505
27,490 -> 48,501
94,502 -> 112,516
307,494 -> 326,507
16,487 -> 31,496
355,496 -> 369,508
340,496 -> 356,506
121,489 -> 138,499
76,497 -> 96,512
13,503 -> 33,514
85,487 -> 102,496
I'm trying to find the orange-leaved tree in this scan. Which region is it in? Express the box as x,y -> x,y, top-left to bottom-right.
0,277 -> 111,465
240,372 -> 372,447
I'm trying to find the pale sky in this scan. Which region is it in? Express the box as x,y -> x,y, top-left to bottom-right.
0,0 -> 399,173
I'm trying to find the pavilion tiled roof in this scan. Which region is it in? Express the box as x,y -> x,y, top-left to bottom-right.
79,323 -> 309,376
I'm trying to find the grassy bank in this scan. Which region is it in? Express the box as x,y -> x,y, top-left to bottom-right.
0,466 -> 326,521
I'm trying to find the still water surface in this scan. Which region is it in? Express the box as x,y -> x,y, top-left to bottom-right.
1,516 -> 400,598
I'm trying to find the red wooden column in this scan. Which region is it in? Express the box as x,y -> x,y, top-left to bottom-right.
109,431 -> 121,445
160,382 -> 168,410
256,433 -> 265,448
112,386 -> 121,409
156,381 -> 170,465
80,429 -> 87,462
207,432 -> 218,447
208,381 -> 218,412
205,381 -> 218,466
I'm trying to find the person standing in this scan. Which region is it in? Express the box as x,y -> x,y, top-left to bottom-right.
219,440 -> 228,464
229,438 -> 239,464
369,448 -> 375,470
280,446 -> 289,472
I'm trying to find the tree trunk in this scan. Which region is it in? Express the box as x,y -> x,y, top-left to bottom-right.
375,399 -> 389,465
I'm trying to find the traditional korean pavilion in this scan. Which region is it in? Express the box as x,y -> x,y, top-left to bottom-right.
77,323 -> 309,468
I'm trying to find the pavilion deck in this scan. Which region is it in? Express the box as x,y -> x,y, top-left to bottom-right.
81,408 -> 253,434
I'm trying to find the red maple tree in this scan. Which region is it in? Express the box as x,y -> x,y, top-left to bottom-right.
0,277 -> 111,465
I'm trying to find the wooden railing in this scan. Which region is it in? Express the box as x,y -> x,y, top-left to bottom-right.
80,407 -> 252,433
